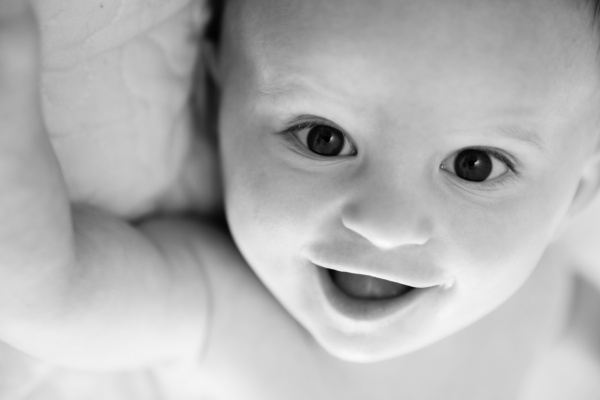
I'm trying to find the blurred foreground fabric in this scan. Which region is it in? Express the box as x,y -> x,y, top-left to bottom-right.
0,339 -> 208,400
38,0 -> 221,218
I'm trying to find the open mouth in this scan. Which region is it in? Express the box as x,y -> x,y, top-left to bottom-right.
315,264 -> 448,322
318,266 -> 424,321
328,269 -> 415,300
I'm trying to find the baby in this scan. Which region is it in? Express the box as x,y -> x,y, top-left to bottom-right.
1,0 -> 600,399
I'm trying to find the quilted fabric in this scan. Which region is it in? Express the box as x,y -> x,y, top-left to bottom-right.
38,0 -> 221,218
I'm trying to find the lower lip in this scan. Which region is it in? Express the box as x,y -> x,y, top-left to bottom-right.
317,266 -> 437,322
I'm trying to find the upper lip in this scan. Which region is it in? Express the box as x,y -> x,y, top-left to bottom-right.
307,251 -> 452,289
315,263 -> 443,289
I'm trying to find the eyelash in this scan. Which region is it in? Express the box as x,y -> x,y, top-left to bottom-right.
279,119 -> 357,159
440,146 -> 520,191
279,120 -> 520,190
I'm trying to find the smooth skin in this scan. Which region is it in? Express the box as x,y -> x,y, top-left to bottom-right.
216,0 -> 600,363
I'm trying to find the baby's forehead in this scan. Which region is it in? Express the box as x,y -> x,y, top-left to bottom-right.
224,0 -> 598,95
224,0 -> 597,74
224,0 -> 592,40
219,0 -> 600,153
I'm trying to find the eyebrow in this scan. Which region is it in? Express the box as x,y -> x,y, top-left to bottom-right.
495,126 -> 546,151
255,69 -> 549,153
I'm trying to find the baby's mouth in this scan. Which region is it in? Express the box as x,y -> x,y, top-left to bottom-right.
328,269 -> 415,300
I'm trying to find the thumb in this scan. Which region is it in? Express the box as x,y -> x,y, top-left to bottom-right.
0,0 -> 72,262
0,0 -> 39,113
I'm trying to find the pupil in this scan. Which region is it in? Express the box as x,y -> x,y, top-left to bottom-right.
454,149 -> 492,182
307,125 -> 344,156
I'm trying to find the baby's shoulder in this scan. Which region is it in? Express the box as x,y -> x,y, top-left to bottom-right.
521,275 -> 600,400
188,218 -> 266,299
187,217 -> 296,342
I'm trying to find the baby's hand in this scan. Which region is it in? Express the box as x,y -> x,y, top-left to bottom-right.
0,1 -> 74,323
0,2 -> 209,370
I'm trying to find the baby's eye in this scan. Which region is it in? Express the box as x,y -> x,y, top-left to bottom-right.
441,148 -> 512,182
287,122 -> 357,157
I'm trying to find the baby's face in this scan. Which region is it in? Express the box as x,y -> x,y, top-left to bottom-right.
217,0 -> 600,362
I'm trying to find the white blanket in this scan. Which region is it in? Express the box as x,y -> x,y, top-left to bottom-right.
39,0 -> 220,218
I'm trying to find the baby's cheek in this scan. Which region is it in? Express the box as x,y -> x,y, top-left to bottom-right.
443,199 -> 549,288
228,168 -> 295,249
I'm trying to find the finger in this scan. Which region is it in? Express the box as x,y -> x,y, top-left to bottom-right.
0,0 -> 60,183
0,0 -> 42,135
0,0 -> 54,180
0,1 -> 72,265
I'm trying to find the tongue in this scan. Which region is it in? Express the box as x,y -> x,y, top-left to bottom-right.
330,270 -> 413,300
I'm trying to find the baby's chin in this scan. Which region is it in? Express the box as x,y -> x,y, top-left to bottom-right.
294,296 -> 454,364
36,0 -> 219,218
308,323 -> 436,364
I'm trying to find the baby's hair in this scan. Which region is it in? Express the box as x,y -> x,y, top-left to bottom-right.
589,0 -> 600,23
205,0 -> 224,45
578,0 -> 600,41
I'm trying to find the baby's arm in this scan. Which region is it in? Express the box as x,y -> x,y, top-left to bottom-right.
0,2 -> 209,370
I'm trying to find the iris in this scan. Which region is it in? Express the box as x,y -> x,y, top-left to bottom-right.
307,125 -> 345,156
454,149 -> 493,182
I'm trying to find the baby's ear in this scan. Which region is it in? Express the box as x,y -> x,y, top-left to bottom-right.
566,152 -> 600,219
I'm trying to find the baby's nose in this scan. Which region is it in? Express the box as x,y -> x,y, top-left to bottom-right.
341,184 -> 432,250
